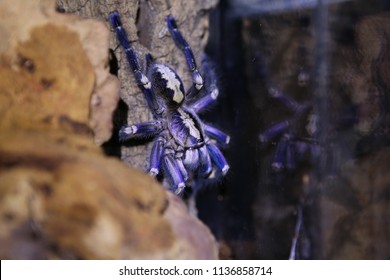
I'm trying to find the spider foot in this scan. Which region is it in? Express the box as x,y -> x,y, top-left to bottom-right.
191,89 -> 219,112
119,122 -> 162,141
119,125 -> 137,141
174,183 -> 186,196
192,70 -> 204,90
207,143 -> 229,175
204,125 -> 230,146
149,168 -> 159,177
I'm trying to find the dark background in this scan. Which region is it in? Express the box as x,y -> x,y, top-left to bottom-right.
197,0 -> 390,259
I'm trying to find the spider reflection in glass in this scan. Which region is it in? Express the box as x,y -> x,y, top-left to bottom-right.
259,86 -> 320,172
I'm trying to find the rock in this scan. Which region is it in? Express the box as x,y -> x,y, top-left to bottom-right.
0,0 -> 119,145
0,130 -> 170,259
0,130 -> 217,259
163,192 -> 219,259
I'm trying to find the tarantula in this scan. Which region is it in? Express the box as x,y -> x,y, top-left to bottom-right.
259,86 -> 320,171
109,12 -> 229,195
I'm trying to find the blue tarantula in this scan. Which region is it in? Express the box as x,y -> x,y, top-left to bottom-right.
109,12 -> 229,195
259,86 -> 320,171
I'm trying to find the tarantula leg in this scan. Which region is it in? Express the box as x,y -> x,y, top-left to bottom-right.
191,55 -> 219,106
198,146 -> 212,177
294,140 -> 317,162
259,120 -> 291,143
204,125 -> 230,145
268,87 -> 302,112
285,142 -> 296,170
109,12 -> 161,115
272,135 -> 289,171
149,137 -> 165,176
145,53 -> 154,69
175,157 -> 189,181
163,154 -> 186,195
206,143 -> 229,175
295,140 -> 310,157
310,143 -> 321,161
187,54 -> 219,101
109,12 -> 142,72
118,121 -> 161,141
166,15 -> 203,90
190,89 -> 219,112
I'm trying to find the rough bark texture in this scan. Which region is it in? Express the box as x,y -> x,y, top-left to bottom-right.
0,0 -> 218,259
57,0 -> 219,171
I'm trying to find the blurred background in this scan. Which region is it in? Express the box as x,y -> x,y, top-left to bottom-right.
3,0 -> 389,260
196,0 -> 390,259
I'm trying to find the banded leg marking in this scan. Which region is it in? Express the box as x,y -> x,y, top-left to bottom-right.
109,12 -> 161,115
206,142 -> 229,175
166,15 -> 203,90
149,137 -> 164,176
163,154 -> 186,195
119,121 -> 161,141
204,125 -> 230,145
